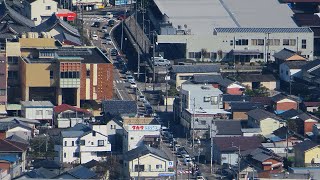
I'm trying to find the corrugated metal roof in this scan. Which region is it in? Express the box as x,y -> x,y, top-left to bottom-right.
215,27 -> 313,33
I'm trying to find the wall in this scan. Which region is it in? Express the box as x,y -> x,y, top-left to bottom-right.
6,127 -> 31,140
30,0 -> 58,25
124,129 -> 160,152
233,111 -> 248,120
260,118 -> 284,135
22,107 -> 53,120
276,99 -> 297,111
60,137 -> 80,164
305,146 -> 320,166
279,64 -> 302,82
221,153 -> 239,166
305,121 -> 317,135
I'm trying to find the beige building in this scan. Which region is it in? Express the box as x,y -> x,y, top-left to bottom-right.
23,0 -> 58,25
123,145 -> 175,179
237,74 -> 279,90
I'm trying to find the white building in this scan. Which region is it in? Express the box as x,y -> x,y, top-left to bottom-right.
23,0 -> 58,25
279,61 -> 308,82
53,104 -> 92,128
21,101 -> 54,126
123,124 -> 161,152
150,0 -> 314,62
54,124 -> 111,164
106,119 -> 123,151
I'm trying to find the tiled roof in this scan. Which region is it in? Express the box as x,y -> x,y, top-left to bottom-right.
294,140 -> 318,152
250,96 -> 273,106
6,134 -> 28,144
215,120 -> 242,135
66,165 -> 97,179
61,130 -> 85,138
301,59 -> 320,72
0,139 -> 28,152
271,93 -> 299,102
293,14 -> 320,27
223,94 -> 249,102
54,104 -> 90,114
273,48 -> 297,60
214,27 -> 313,33
282,61 -> 308,69
102,100 -> 137,116
191,74 -> 234,87
278,109 -> 303,119
304,101 -> 320,107
124,145 -> 170,161
25,167 -> 58,179
171,64 -> 220,73
230,102 -> 263,111
237,74 -> 276,82
249,147 -> 283,163
213,136 -> 261,152
0,120 -> 32,131
63,32 -> 81,45
247,108 -> 281,121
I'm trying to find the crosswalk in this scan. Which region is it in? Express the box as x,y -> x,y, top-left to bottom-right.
177,170 -> 192,174
113,80 -> 125,84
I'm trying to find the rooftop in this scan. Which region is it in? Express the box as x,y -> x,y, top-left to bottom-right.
273,48 -> 306,60
213,136 -> 261,152
21,101 -> 54,108
181,84 -> 223,95
185,108 -> 230,115
124,145 -> 170,161
102,100 -> 138,116
282,61 -> 308,69
171,64 -> 220,73
190,74 -> 234,87
236,74 -> 276,82
230,102 -> 263,111
294,140 -> 318,152
214,27 -> 312,33
247,108 -> 282,121
53,104 -> 90,114
215,120 -> 242,135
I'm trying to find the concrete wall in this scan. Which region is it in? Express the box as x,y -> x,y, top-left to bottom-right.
280,64 -> 302,82
29,0 -> 58,25
275,99 -> 298,111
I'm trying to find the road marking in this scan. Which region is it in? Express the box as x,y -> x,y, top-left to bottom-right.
115,88 -> 123,100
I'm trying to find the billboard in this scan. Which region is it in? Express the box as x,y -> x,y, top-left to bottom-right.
128,125 -> 161,131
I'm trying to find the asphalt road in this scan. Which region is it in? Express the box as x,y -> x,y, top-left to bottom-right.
81,13 -> 135,101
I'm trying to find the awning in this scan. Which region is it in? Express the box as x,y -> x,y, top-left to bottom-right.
231,49 -> 261,55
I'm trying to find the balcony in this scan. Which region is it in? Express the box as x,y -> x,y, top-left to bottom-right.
80,144 -> 111,152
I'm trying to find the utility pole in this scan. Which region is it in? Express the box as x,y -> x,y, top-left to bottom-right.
137,49 -> 140,80
152,31 -> 156,91
165,67 -> 168,112
210,120 -> 218,175
138,155 -> 140,180
192,98 -> 195,155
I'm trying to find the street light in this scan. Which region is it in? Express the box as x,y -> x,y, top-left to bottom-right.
231,143 -> 241,180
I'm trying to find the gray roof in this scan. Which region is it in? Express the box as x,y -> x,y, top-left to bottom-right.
171,65 -> 220,74
0,120 -> 31,131
282,61 -> 308,69
6,134 -> 28,144
0,117 -> 40,124
230,102 -> 263,111
294,140 -> 318,152
249,147 -> 283,162
237,74 -> 276,82
214,27 -> 312,33
191,74 -> 234,87
273,48 -> 297,60
102,100 -> 137,116
247,109 -> 282,121
223,94 -> 249,102
301,59 -> 320,72
62,32 -> 81,45
21,101 -> 54,108
215,120 -> 242,135
278,109 -> 303,119
25,167 -> 58,179
61,130 -> 85,138
66,165 -> 97,179
124,145 -> 170,161
271,93 -> 299,102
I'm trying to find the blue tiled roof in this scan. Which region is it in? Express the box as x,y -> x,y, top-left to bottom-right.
215,27 -> 313,33
0,155 -> 18,162
67,165 -> 96,179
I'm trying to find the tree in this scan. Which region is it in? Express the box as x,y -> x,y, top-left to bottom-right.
244,86 -> 268,97
96,156 -> 121,180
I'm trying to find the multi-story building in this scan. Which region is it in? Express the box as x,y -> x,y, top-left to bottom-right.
0,53 -> 7,116
22,0 -> 58,25
20,101 -> 54,126
54,123 -> 111,164
5,36 -> 113,106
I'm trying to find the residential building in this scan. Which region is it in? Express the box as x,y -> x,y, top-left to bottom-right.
54,165 -> 97,179
0,139 -> 28,177
303,102 -> 320,113
123,124 -> 161,152
241,128 -> 262,137
152,0 -> 314,62
0,53 -> 6,116
53,104 -> 92,128
106,118 -> 123,151
33,13 -> 81,45
15,167 -> 58,179
123,145 -> 175,179
236,74 -> 278,90
247,109 -> 285,135
279,61 -> 308,82
301,59 -> 320,86
294,140 -> 320,167
102,100 -> 138,118
0,120 -> 32,140
170,65 -> 220,89
249,96 -> 273,110
5,36 -> 113,106
214,120 -> 242,137
22,0 -> 58,25
271,93 -> 300,114
208,136 -> 261,165
20,101 -> 54,126
229,102 -> 263,120
54,123 -> 111,164
222,94 -> 250,110
273,48 -> 307,65
0,156 -> 23,180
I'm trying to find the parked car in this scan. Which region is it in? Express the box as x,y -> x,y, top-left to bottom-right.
183,154 -> 190,160
108,19 -> 115,27
104,32 -> 110,39
184,158 -> 193,166
110,48 -> 118,56
138,95 -> 146,102
91,21 -> 101,28
196,176 -> 206,180
104,12 -> 113,19
126,75 -> 135,83
105,37 -> 112,44
154,59 -> 171,66
130,82 -> 137,89
92,34 -> 98,40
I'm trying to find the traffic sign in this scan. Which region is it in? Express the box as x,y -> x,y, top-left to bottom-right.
168,161 -> 174,168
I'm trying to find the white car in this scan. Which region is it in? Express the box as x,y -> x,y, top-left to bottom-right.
104,12 -> 113,19
130,82 -> 137,89
184,158 -> 193,166
183,154 -> 190,160
92,34 -> 98,40
126,76 -> 135,83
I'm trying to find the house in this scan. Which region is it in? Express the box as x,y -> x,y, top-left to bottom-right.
222,94 -> 250,110
54,165 -> 97,179
33,13 -> 81,45
241,128 -> 262,137
14,167 -> 58,179
190,74 -> 245,95
0,117 -> 40,130
0,119 -> 33,140
214,120 -> 242,137
0,155 -> 23,180
0,139 -> 28,177
123,145 -> 175,179
279,61 -> 308,82
170,64 -> 220,89
102,100 -> 137,118
245,147 -> 283,173
247,109 -> 285,135
22,0 -> 58,25
54,123 -> 111,164
294,140 -> 320,167
20,101 -> 54,126
273,48 -> 307,65
303,101 -> 320,113
53,104 -> 92,128
6,37 -> 114,106
123,124 -> 161,152
229,102 -> 263,120
105,118 -> 123,151
32,159 -> 61,174
249,96 -> 273,110
0,1 -> 35,41
271,93 -> 300,114
301,59 -> 320,86
236,74 -> 278,90
209,136 -> 261,166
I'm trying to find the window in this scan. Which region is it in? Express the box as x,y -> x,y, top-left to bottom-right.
73,152 -> 79,157
267,39 -> 280,46
60,71 -> 80,79
134,165 -> 145,172
201,120 -> 206,125
39,51 -> 54,57
8,71 -> 18,79
230,40 -> 233,46
188,52 -> 201,58
92,131 -> 96,136
0,89 -> 5,96
91,142 -> 94,145
283,39 -> 296,46
211,96 -> 218,104
64,141 -> 67,146
156,164 -> 163,169
46,110 -> 52,115
64,153 -> 66,158
80,140 -> 85,145
110,125 -> 113,129
98,140 -> 104,146
251,39 -> 264,46
86,70 -> 90,78
46,6 -> 51,10
302,39 -> 307,49
33,18 -> 37,21
71,141 -> 74,146
50,70 -> 53,79
203,96 -> 211,102
235,39 -> 248,46
36,110 -> 43,116
7,56 -> 18,64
